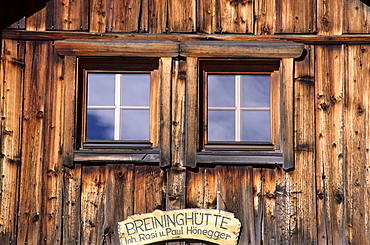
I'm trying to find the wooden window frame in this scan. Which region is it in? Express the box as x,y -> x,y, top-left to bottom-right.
54,40 -> 303,169
77,57 -> 159,150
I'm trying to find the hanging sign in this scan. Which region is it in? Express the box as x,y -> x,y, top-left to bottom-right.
118,209 -> 241,245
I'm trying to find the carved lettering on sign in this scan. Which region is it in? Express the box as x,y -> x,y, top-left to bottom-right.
118,209 -> 241,245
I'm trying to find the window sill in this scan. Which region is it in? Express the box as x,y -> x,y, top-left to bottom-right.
196,151 -> 283,165
73,149 -> 160,163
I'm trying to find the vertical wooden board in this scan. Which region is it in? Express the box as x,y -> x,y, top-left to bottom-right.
134,165 -> 166,214
0,39 -> 24,243
186,167 -> 206,209
315,45 -> 345,244
343,0 -> 370,33
90,0 -> 107,32
168,0 -> 195,32
167,167 -> 187,210
172,59 -> 186,167
344,45 -> 369,244
25,4 -> 48,31
254,0 -> 275,35
62,164 -> 82,244
106,0 -> 142,32
62,55 -> 76,168
16,41 -> 49,244
40,44 -> 63,244
53,0 -> 89,30
252,168 -> 262,244
197,0 -> 217,33
159,58 -> 172,167
275,0 -> 316,33
185,57 -> 198,168
260,168 -> 277,244
288,45 -> 317,244
317,0 -> 343,35
80,165 -> 106,245
217,166 -> 255,245
218,0 -> 253,33
104,164 -> 134,244
148,0 -> 167,34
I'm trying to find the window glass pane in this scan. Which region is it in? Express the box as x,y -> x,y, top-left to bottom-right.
121,74 -> 150,106
86,109 -> 115,140
241,75 -> 270,107
208,75 -> 235,107
242,110 -> 270,141
88,73 -> 115,106
121,109 -> 150,140
208,110 -> 235,141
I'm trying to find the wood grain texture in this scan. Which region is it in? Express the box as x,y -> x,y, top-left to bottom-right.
289,45 -> 317,244
276,0 -> 316,33
89,0 -> 107,32
0,39 -> 24,244
25,3 -> 48,31
343,0 -> 370,33
81,165 -> 106,245
317,0 -> 343,35
62,165 -> 82,244
217,0 -> 253,33
52,0 -> 89,30
168,0 -> 196,32
254,0 -> 275,35
315,45 -> 345,244
344,45 -> 370,244
197,0 -> 216,34
148,0 -> 167,34
106,0 -> 142,32
159,57 -> 172,167
16,41 -> 50,244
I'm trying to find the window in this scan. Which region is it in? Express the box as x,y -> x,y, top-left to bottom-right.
77,57 -> 159,150
199,59 -> 280,151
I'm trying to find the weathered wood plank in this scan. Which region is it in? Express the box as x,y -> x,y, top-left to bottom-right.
317,0 -> 343,35
106,0 -> 141,32
0,39 -> 24,244
186,167 -> 205,209
185,57 -> 198,168
148,0 -> 167,34
172,59 -> 186,167
54,39 -> 179,57
252,168 -> 263,244
6,30 -> 370,44
218,0 -> 253,33
288,45 -> 317,244
197,0 -> 216,34
53,0 -> 89,30
104,164 -> 134,244
62,164 -> 82,244
90,0 -> 107,32
261,169 -> 277,244
167,167 -> 186,210
180,41 -> 304,58
254,0 -> 275,35
25,4 -> 48,31
62,55 -> 76,167
217,166 -> 255,244
81,165 -> 106,245
159,57 -> 172,167
344,45 -> 370,244
281,58 -> 294,170
343,0 -> 370,34
315,45 -> 345,244
16,41 -> 49,244
275,0 -> 316,33
168,0 -> 196,32
40,42 -> 63,244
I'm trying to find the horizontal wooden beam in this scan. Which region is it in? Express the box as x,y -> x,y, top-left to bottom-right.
54,39 -> 303,58
73,151 -> 160,163
54,39 -> 180,57
3,29 -> 370,44
181,41 -> 304,58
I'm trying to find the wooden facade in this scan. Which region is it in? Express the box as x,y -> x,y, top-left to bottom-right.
1,0 -> 370,244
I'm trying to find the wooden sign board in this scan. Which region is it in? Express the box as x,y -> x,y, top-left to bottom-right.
118,209 -> 241,245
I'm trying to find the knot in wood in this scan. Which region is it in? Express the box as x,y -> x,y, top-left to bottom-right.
357,105 -> 364,114
37,111 -> 44,118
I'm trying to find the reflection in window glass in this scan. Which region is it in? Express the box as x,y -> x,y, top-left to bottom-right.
208,110 -> 235,141
86,73 -> 150,141
208,74 -> 271,143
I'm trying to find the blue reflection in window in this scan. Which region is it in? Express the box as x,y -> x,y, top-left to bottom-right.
208,110 -> 235,141
86,109 -> 114,140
